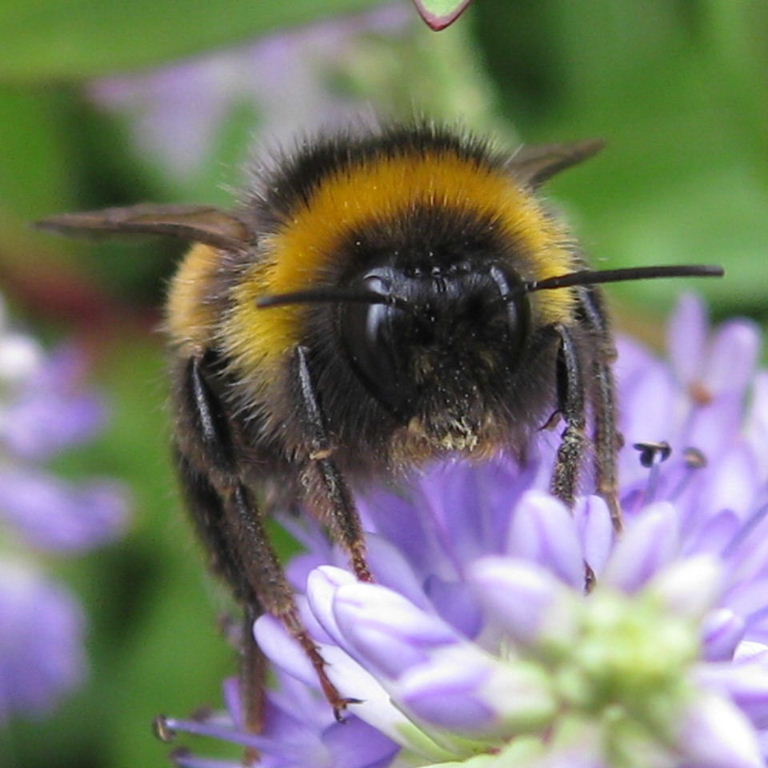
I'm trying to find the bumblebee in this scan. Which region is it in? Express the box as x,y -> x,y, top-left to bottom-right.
37,123 -> 722,731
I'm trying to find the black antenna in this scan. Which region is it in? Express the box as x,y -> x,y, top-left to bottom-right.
525,264 -> 724,293
259,265 -> 724,310
257,288 -> 411,311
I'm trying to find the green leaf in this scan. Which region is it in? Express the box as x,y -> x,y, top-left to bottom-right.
412,0 -> 474,30
0,87 -> 76,217
0,0 -> 386,82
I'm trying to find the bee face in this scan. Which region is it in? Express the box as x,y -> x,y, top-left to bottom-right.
338,259 -> 531,423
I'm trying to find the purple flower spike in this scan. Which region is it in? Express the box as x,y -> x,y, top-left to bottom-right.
164,671 -> 400,768
0,562 -> 85,722
0,305 -> 130,721
321,716 -> 400,768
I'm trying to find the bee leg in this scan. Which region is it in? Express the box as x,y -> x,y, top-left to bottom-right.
551,326 -> 598,594
221,482 -> 352,718
294,345 -> 373,583
175,446 -> 268,741
241,605 -> 267,764
178,356 -> 350,720
550,324 -> 588,507
577,287 -> 623,531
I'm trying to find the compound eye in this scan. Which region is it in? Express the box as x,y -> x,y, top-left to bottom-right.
340,273 -> 412,418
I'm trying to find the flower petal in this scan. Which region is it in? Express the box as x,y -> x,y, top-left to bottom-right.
703,319 -> 762,399
304,566 -> 358,649
574,495 -> 614,577
331,582 -> 459,680
254,615 -> 317,686
603,502 -> 679,590
506,491 -> 584,587
647,555 -> 723,621
397,647 -> 496,731
322,715 -> 400,768
678,692 -> 763,768
697,657 -> 768,729
667,293 -> 708,386
702,609 -> 746,661
398,645 -> 554,736
425,575 -> 484,638
469,557 -> 577,650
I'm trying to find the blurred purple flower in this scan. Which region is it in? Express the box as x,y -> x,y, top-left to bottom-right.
88,5 -> 412,180
163,296 -> 768,768
0,561 -> 86,722
1,344 -> 108,461
0,470 -> 128,551
0,298 -> 130,722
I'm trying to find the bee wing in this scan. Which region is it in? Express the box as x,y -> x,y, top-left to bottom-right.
35,204 -> 251,251
509,138 -> 606,188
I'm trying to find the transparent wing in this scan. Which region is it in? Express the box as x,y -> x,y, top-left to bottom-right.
35,203 -> 250,251
509,138 -> 606,188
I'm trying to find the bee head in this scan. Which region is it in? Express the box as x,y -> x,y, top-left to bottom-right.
259,257 -> 722,429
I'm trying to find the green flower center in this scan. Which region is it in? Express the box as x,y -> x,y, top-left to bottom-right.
550,588 -> 701,761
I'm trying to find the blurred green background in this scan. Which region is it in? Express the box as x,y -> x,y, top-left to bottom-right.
0,1 -> 765,767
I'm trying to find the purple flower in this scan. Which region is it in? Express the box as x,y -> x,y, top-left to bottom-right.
0,344 -> 108,460
0,296 -> 130,721
163,295 -> 768,768
0,561 -> 86,722
88,5 -> 412,181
